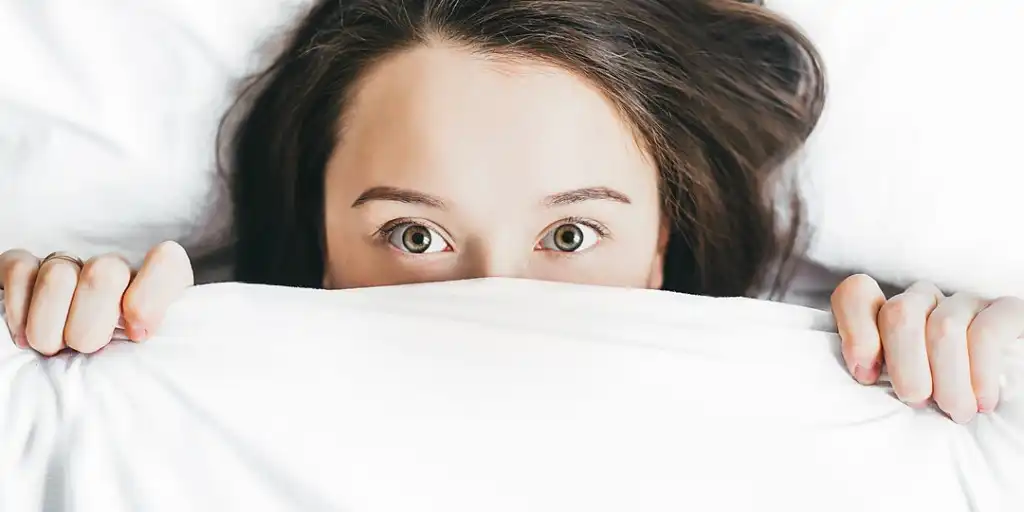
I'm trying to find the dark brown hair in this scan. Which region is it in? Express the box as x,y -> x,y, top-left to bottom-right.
222,0 -> 824,297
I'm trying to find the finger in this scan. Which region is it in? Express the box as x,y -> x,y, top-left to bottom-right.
0,250 -> 41,349
927,293 -> 987,424
878,282 -> 943,406
831,274 -> 886,384
121,241 -> 193,341
969,296 -> 1024,414
64,254 -> 133,354
25,257 -> 81,355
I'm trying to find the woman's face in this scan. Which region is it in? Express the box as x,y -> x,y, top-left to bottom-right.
322,44 -> 667,290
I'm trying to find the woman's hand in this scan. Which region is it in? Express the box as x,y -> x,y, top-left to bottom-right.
0,241 -> 193,355
832,274 -> 1024,423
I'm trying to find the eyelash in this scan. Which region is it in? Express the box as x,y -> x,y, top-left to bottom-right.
558,216 -> 611,238
371,216 -> 612,250
372,218 -> 451,246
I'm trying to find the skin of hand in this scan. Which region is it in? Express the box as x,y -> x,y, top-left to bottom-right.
0,241 -> 193,355
832,274 -> 1024,424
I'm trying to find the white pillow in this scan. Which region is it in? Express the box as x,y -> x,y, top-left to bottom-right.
772,0 -> 1024,298
0,0 -> 312,264
2,279 -> 1023,511
4,0 -> 1019,299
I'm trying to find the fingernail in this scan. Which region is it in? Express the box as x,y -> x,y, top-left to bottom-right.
852,365 -> 867,383
977,397 -> 995,414
127,324 -> 149,342
906,400 -> 929,409
14,333 -> 28,349
852,363 -> 878,384
845,356 -> 857,376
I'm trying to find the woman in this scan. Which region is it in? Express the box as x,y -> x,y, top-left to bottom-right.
1,0 -> 1021,424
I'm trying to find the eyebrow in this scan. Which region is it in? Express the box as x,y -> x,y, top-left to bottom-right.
351,185 -> 632,209
543,186 -> 632,206
351,186 -> 447,209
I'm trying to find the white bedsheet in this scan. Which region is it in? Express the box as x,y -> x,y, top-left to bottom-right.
1,279 -> 1022,512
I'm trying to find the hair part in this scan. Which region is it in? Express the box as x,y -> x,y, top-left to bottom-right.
221,0 -> 824,297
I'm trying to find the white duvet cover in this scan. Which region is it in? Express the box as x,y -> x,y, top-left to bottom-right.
1,279 -> 1023,512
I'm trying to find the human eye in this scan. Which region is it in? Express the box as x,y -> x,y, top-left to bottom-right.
376,220 -> 453,254
535,217 -> 609,253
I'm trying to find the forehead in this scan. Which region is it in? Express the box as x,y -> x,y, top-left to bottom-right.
331,43 -> 657,203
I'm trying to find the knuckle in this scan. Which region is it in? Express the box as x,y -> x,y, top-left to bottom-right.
926,312 -> 964,343
152,240 -> 188,263
6,258 -> 38,283
36,262 -> 79,291
0,249 -> 35,269
905,281 -> 943,300
995,295 -> 1024,312
831,274 -> 876,302
846,273 -> 878,288
966,321 -> 996,345
878,298 -> 914,332
153,241 -> 194,282
79,255 -> 131,290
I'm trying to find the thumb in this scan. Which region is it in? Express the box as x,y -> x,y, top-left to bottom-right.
121,241 -> 194,341
831,274 -> 886,384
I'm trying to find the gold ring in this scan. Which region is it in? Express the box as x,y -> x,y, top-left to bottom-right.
41,251 -> 85,269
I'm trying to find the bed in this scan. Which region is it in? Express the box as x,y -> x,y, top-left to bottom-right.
2,0 -> 1022,510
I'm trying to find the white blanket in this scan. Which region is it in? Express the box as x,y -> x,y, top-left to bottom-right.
1,279 -> 1022,512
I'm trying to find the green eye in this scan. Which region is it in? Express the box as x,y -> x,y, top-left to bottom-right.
539,222 -> 601,253
553,224 -> 583,251
387,223 -> 450,254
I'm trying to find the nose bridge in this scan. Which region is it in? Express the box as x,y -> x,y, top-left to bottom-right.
459,236 -> 528,280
